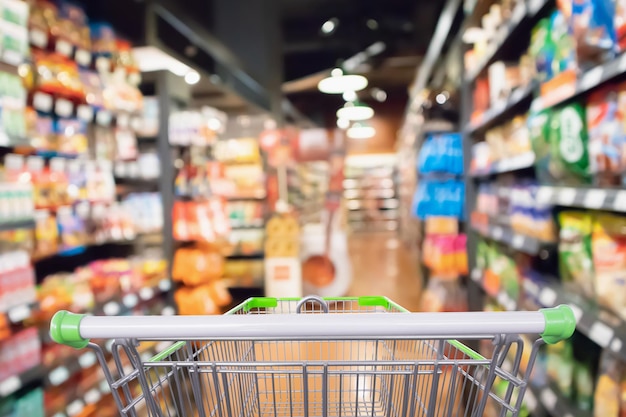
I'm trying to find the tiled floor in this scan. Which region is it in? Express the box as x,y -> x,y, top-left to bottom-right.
346,232 -> 423,311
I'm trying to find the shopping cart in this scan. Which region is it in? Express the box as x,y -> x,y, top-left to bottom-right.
50,296 -> 575,417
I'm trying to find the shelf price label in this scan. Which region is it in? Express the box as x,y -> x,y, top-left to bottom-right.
614,191 -> 626,212
584,189 -> 606,209
66,399 -> 84,417
8,304 -> 31,323
77,105 -> 94,122
75,49 -> 91,67
492,226 -> 504,240
589,321 -> 614,348
55,98 -> 74,118
84,388 -> 101,405
33,92 -> 53,113
611,338 -> 623,354
139,287 -> 155,301
159,279 -> 172,292
79,352 -> 97,369
123,293 -> 138,308
512,235 -> 525,250
49,366 -> 70,386
580,66 -> 604,91
539,287 -> 557,306
0,376 -> 20,396
103,301 -> 120,316
55,40 -> 73,57
540,388 -> 557,411
558,188 -> 577,206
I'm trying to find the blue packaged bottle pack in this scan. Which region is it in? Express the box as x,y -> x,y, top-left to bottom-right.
417,133 -> 464,176
412,180 -> 465,220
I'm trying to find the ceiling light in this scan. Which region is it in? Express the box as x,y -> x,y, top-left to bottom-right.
184,70 -> 200,85
321,18 -> 338,35
337,118 -> 351,129
337,102 -> 374,121
347,123 -> 376,139
366,19 -> 378,30
435,93 -> 447,105
372,88 -> 387,102
318,69 -> 368,94
342,90 -> 357,102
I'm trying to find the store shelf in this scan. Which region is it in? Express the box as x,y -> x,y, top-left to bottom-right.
0,364 -> 46,397
226,252 -> 265,260
32,240 -> 136,263
466,0 -> 549,82
470,217 -> 554,256
472,267 -> 626,363
114,177 -> 159,188
535,51 -> 626,111
1,300 -> 38,325
534,186 -> 626,213
528,379 -> 591,417
46,343 -> 170,417
470,152 -> 535,177
466,82 -> 536,134
0,219 -> 35,231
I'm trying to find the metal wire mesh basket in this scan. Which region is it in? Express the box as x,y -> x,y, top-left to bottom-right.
50,295 -> 575,417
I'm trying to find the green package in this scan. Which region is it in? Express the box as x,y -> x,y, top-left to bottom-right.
547,340 -> 575,399
575,360 -> 595,411
549,103 -> 591,185
529,109 -> 553,184
558,211 -> 595,297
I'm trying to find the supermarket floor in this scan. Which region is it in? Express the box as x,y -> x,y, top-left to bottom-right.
346,232 -> 423,311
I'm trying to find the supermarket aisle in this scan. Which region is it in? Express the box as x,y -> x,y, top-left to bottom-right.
347,232 -> 423,311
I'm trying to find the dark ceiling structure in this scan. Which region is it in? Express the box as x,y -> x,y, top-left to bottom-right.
75,0 -> 462,126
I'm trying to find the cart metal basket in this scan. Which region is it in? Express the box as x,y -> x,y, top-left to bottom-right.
50,296 -> 575,417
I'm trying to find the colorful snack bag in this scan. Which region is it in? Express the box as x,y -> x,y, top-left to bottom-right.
548,102 -> 591,185
567,0 -> 616,68
593,213 -> 626,320
587,86 -> 623,186
558,211 -> 595,297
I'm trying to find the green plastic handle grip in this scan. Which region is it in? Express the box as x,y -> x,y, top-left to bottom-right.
50,310 -> 89,349
540,305 -> 576,344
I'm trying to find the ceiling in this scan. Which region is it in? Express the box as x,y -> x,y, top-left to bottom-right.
279,0 -> 458,122
80,0 -> 459,124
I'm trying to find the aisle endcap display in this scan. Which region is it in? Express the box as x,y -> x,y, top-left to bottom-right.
264,213 -> 302,298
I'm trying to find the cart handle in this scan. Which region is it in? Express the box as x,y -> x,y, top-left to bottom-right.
50,305 -> 575,349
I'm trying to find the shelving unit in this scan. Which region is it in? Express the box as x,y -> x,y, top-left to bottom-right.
456,0 -> 626,415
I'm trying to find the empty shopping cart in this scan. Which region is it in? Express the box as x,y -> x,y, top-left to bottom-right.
50,295 -> 575,417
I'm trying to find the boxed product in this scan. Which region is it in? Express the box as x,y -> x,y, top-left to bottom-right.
592,213 -> 626,319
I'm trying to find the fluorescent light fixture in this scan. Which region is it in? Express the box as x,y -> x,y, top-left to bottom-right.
435,93 -> 447,104
347,123 -> 375,139
184,70 -> 200,85
342,90 -> 357,102
321,18 -> 339,35
337,118 -> 350,129
336,102 -> 374,121
318,68 -> 368,94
